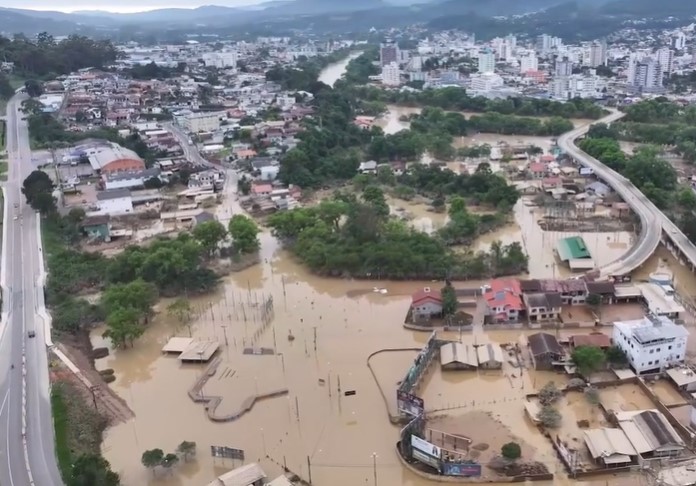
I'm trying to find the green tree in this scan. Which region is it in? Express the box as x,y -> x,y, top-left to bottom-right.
101,279 -> 158,317
167,298 -> 192,324
141,448 -> 164,476
22,170 -> 55,213
501,442 -> 521,460
228,215 -> 260,254
362,186 -> 390,217
572,345 -> 606,376
441,282 -> 458,317
192,220 -> 227,257
24,79 -> 43,97
237,175 -> 251,195
105,307 -> 144,348
176,441 -> 197,462
69,454 -> 120,486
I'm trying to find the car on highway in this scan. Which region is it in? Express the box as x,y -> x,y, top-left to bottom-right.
28,330 -> 35,338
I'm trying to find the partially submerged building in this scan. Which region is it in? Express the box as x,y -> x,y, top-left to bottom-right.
528,332 -> 563,370
476,343 -> 504,369
556,236 -> 594,271
440,342 -> 478,371
613,315 -> 688,374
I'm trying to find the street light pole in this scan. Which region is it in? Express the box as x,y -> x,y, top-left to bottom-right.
372,452 -> 377,486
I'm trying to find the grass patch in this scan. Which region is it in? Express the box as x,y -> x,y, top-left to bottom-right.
0,120 -> 5,151
0,160 -> 8,181
50,384 -> 72,480
50,381 -> 109,483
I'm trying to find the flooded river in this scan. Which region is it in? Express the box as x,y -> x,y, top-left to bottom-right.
318,52 -> 362,87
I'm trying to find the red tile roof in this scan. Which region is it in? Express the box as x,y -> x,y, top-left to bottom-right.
484,279 -> 523,310
529,162 -> 548,173
411,288 -> 442,306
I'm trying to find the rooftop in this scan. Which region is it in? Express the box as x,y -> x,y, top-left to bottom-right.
206,463 -> 266,486
440,342 -> 478,368
614,316 -> 688,345
96,188 -> 132,201
583,428 -> 636,464
528,332 -> 562,357
556,236 -> 591,262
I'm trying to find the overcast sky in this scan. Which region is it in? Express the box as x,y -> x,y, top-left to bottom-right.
6,0 -> 267,13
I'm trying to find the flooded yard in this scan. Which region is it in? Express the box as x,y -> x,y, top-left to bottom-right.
598,383 -> 654,413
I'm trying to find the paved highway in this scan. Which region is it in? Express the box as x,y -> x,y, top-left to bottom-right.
0,94 -> 64,486
165,122 -> 210,167
558,109 -> 664,278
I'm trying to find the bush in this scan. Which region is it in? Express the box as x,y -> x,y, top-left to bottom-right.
501,442 -> 521,460
538,405 -> 561,428
538,381 -> 562,406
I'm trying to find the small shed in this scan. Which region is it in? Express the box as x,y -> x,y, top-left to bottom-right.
667,367 -> 696,392
476,343 -> 504,369
440,342 -> 478,371
569,333 -> 612,350
583,428 -> 637,466
528,332 -> 563,370
207,463 -> 266,486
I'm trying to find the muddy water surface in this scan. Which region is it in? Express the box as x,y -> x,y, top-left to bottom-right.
318,52 -> 362,87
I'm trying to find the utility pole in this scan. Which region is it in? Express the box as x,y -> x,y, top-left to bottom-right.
372,453 -> 378,486
307,455 -> 313,485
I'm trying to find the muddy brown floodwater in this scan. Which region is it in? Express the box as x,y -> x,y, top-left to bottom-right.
93,220 -> 696,486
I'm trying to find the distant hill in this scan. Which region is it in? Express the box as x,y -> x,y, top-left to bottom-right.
600,0 -> 696,16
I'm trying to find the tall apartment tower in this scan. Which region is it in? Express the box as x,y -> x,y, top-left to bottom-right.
380,43 -> 398,67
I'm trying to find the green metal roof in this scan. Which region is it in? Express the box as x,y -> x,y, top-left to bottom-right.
556,236 -> 591,261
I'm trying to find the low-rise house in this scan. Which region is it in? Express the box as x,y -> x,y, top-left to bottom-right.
484,279 -> 524,322
80,215 -> 111,241
95,188 -> 133,215
252,183 -> 273,197
583,428 -> 637,467
585,281 -> 616,304
528,162 -> 549,179
522,292 -> 562,322
616,410 -> 685,458
613,315 -> 688,374
440,342 -> 478,371
103,168 -> 161,190
476,343 -> 504,369
411,287 -> 443,319
358,160 -> 378,174
528,332 -> 563,370
586,181 -> 611,198
666,367 -> 696,393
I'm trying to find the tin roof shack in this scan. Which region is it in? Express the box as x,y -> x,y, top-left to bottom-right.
616,410 -> 685,459
528,332 -> 564,370
569,333 -> 612,350
206,463 -> 266,486
476,343 -> 504,369
583,428 -> 637,467
440,342 -> 478,371
556,236 -> 594,271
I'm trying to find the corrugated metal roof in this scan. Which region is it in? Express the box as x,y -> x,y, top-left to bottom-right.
583,428 -> 636,460
207,463 -> 266,486
440,343 -> 477,367
476,343 -> 504,365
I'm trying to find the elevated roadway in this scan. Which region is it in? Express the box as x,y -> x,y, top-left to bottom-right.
560,109 -> 696,278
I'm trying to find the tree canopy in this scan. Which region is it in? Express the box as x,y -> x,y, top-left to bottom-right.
571,345 -> 606,376
268,194 -> 527,280
22,170 -> 56,214
0,34 -> 119,78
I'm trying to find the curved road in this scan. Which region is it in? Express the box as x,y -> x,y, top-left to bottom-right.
0,94 -> 64,486
558,109 -> 663,278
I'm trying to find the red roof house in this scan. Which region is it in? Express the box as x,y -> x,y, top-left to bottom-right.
484,279 -> 524,322
411,287 -> 443,318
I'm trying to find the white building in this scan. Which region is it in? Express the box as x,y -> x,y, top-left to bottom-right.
589,40 -> 607,67
613,315 -> 688,374
674,32 -> 687,51
381,62 -> 401,86
183,112 -> 222,133
469,72 -> 504,92
657,47 -> 675,75
95,189 -> 133,215
634,58 -> 664,91
555,57 -> 573,76
477,48 -> 496,74
202,51 -> 237,69
519,53 -> 539,74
